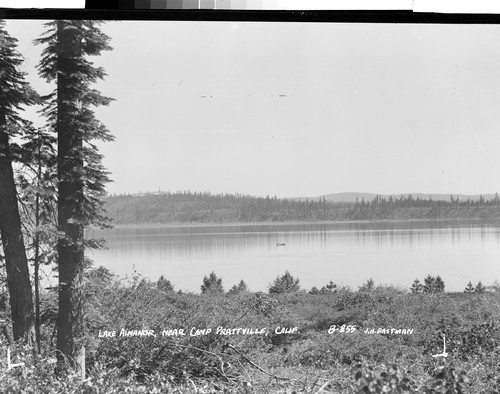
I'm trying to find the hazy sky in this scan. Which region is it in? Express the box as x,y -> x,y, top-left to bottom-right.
6,20 -> 500,198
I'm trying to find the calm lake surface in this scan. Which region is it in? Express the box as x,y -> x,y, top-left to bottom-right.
88,220 -> 500,293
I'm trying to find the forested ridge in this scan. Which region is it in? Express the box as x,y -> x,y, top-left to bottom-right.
105,191 -> 500,224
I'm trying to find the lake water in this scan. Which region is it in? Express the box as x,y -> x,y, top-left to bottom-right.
88,220 -> 500,293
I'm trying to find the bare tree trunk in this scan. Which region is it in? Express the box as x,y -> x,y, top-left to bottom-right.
0,109 -> 35,343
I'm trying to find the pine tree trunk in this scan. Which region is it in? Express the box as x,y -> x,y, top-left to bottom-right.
0,109 -> 35,343
55,21 -> 85,372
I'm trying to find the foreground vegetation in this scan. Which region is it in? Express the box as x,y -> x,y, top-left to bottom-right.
1,269 -> 500,393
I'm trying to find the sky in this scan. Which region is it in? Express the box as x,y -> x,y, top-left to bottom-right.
5,19 -> 500,198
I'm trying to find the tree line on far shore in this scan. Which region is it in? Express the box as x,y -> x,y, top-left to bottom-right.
106,191 -> 500,224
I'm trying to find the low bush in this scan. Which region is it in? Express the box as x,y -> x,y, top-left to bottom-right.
354,362 -> 418,393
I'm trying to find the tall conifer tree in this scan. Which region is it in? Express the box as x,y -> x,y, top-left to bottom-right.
17,123 -> 57,352
0,20 -> 36,343
36,20 -> 113,370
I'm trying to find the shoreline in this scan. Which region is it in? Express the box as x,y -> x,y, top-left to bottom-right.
90,217 -> 500,230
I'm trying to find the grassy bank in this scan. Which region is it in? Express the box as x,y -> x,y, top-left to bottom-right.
1,272 -> 500,393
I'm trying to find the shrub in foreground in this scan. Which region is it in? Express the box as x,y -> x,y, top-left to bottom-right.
355,362 -> 470,394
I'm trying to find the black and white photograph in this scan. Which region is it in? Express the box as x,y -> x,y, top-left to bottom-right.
0,7 -> 500,393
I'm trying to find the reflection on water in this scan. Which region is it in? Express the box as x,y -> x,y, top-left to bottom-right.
88,220 -> 500,293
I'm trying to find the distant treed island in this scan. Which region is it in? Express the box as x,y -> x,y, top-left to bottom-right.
105,191 -> 500,224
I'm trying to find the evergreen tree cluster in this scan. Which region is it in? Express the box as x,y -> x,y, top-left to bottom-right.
228,279 -> 248,295
310,280 -> 338,295
0,19 -> 38,344
268,271 -> 301,294
200,271 -> 224,294
0,19 -> 113,369
464,280 -> 486,294
410,275 -> 445,294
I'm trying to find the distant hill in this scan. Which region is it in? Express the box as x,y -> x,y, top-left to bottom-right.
294,192 -> 497,203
